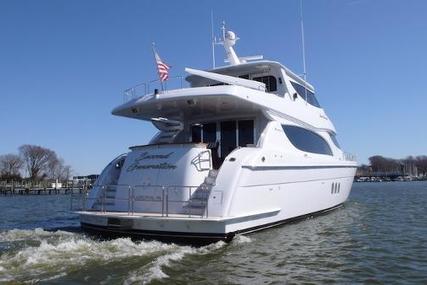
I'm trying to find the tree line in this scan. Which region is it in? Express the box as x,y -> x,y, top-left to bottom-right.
0,145 -> 72,182
358,155 -> 427,176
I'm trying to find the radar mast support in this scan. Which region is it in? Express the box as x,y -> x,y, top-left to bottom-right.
220,22 -> 240,65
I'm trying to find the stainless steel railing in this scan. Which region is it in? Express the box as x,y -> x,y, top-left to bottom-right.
70,183 -> 211,218
123,76 -> 185,102
343,152 -> 357,162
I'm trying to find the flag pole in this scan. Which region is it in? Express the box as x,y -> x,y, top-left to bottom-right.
152,42 -> 164,91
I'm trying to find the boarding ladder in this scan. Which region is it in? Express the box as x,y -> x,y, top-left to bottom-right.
184,169 -> 218,215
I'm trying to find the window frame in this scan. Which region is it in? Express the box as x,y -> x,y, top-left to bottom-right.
290,81 -> 321,108
190,118 -> 256,157
282,125 -> 333,156
252,75 -> 277,92
329,133 -> 341,149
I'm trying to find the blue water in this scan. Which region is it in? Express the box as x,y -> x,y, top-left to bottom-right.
1,182 -> 426,284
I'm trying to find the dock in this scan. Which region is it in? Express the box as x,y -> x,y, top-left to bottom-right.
0,184 -> 88,196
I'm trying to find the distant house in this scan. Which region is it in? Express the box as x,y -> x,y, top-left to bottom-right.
51,180 -> 62,189
402,160 -> 418,177
73,174 -> 99,187
356,165 -> 372,177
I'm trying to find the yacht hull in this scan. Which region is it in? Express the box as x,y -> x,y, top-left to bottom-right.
79,203 -> 343,245
78,165 -> 356,244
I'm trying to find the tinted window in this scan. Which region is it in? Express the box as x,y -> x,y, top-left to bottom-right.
290,81 -> 320,108
191,123 -> 217,143
282,125 -> 332,156
202,123 -> 217,143
253,76 -> 277,92
220,121 -> 237,158
329,133 -> 341,149
191,125 -> 202,143
238,120 -> 254,147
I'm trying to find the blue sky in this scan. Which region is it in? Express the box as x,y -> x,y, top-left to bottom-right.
1,0 -> 426,175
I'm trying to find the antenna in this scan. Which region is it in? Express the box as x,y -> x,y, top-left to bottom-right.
221,21 -> 226,42
300,0 -> 308,103
211,10 -> 216,68
300,0 -> 307,81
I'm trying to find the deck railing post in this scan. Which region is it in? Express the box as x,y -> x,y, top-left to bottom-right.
205,188 -> 209,218
70,192 -> 73,211
83,190 -> 87,211
161,186 -> 165,217
188,186 -> 191,217
165,187 -> 169,217
131,186 -> 134,215
128,185 -> 131,216
101,185 -> 105,213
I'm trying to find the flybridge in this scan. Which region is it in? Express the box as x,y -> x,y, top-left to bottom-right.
115,24 -> 323,128
122,24 -> 270,102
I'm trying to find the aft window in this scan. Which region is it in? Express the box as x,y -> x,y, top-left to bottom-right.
290,81 -> 321,108
191,123 -> 217,143
282,125 -> 333,156
253,76 -> 277,92
202,123 -> 217,143
238,120 -> 254,147
191,125 -> 202,143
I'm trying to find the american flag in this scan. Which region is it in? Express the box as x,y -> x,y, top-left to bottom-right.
154,50 -> 170,82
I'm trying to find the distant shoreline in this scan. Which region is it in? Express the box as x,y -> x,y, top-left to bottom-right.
355,176 -> 427,183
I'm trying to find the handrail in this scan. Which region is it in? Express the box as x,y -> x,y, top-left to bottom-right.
123,76 -> 185,103
70,183 -> 212,218
190,150 -> 212,171
343,152 -> 357,162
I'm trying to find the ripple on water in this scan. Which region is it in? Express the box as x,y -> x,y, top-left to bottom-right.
1,182 -> 427,284
0,228 -> 229,284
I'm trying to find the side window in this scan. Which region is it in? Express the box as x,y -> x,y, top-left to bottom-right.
282,125 -> 333,156
290,81 -> 321,108
253,76 -> 277,92
329,133 -> 341,149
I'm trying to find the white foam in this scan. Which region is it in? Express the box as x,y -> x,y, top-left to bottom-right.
233,234 -> 252,244
0,227 -> 231,283
0,230 -> 180,283
124,240 -> 227,284
0,228 -> 73,242
38,272 -> 68,282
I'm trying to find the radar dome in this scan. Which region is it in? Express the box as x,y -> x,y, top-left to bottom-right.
226,31 -> 236,40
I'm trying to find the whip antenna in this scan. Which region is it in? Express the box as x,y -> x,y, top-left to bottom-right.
300,0 -> 307,81
300,0 -> 309,103
211,10 -> 216,68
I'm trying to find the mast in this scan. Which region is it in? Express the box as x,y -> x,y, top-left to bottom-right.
221,22 -> 240,65
211,11 -> 216,68
300,0 -> 308,102
300,0 -> 307,81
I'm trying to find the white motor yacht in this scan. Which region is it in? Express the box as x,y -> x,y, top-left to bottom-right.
76,26 -> 357,244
